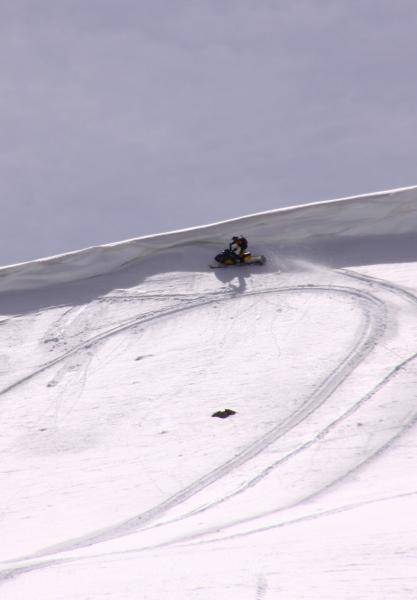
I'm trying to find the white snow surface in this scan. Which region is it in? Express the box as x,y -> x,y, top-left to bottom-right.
2,185 -> 417,599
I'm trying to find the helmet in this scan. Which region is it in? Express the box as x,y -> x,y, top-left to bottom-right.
232,236 -> 239,241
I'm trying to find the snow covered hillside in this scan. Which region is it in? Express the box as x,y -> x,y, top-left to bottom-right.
2,186 -> 417,599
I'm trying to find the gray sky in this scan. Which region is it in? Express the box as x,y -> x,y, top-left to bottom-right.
1,0 -> 417,266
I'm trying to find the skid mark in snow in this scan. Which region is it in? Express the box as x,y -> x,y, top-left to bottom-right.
143,272 -> 417,547
255,574 -> 268,599
146,335 -> 417,538
0,297 -> 214,400
180,489 -> 417,549
341,268 -> 417,305
144,351 -> 417,550
0,284 -> 375,401
3,271 -> 417,588
0,284 -> 386,566
5,489 -> 417,588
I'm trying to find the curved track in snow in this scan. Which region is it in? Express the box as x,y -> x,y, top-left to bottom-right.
2,268 -> 417,587
148,269 -> 417,548
0,282 -> 385,561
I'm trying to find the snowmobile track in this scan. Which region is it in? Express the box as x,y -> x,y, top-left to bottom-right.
5,272 -> 417,577
152,270 -> 417,547
0,283 -> 387,567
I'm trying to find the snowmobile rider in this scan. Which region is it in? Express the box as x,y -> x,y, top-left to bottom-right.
229,235 -> 248,263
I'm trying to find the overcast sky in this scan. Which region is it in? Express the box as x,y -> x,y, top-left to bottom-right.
1,1 -> 417,266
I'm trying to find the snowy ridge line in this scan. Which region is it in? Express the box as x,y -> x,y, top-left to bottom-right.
2,284 -> 385,565
1,185 -> 417,293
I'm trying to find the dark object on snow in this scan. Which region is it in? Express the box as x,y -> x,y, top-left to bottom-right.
212,409 -> 237,419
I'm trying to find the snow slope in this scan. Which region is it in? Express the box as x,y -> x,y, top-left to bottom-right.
2,186 -> 417,599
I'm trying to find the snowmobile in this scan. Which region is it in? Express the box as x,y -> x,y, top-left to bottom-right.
210,248 -> 266,268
